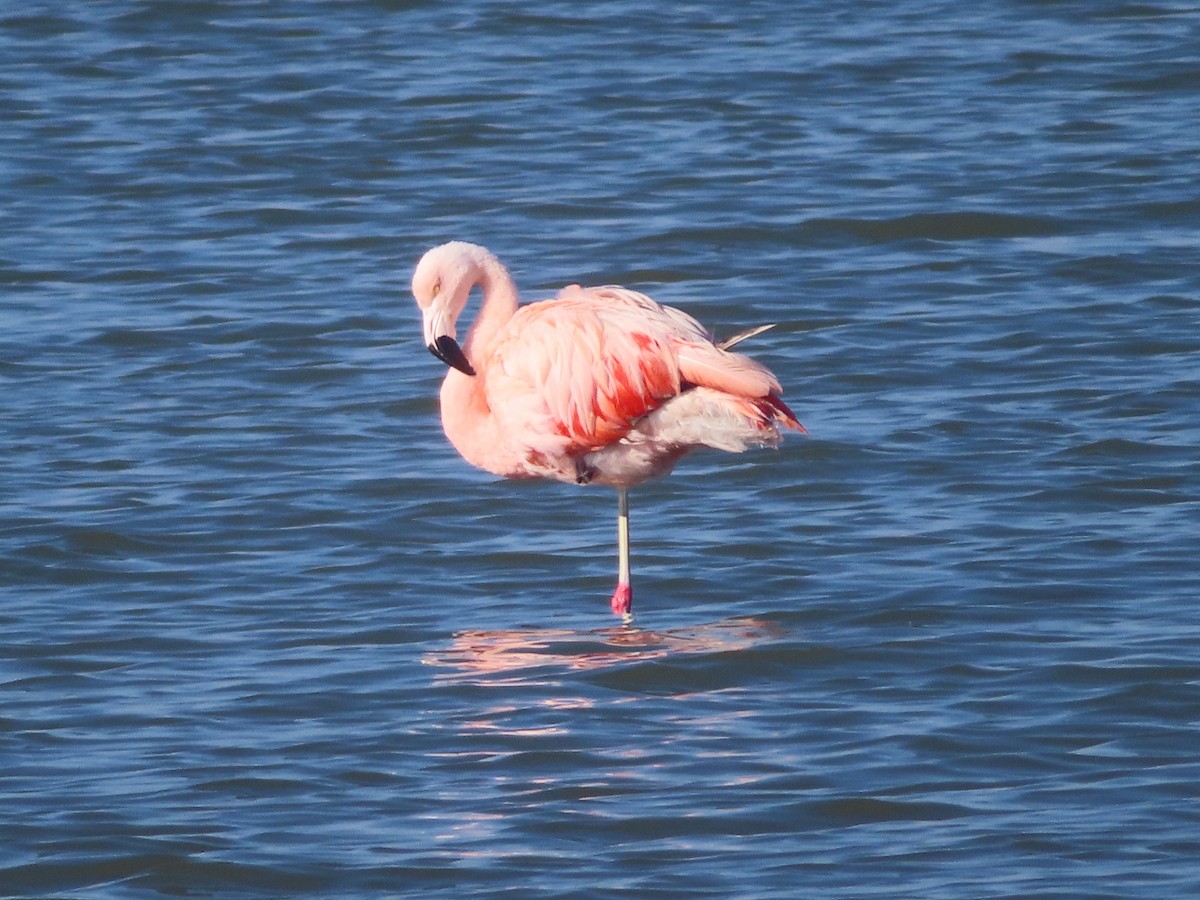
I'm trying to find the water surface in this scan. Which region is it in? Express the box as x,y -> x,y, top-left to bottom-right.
3,2 -> 1200,897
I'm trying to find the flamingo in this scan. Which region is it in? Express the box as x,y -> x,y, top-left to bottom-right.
411,241 -> 804,618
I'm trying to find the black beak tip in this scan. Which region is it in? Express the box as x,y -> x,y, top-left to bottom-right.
429,336 -> 476,376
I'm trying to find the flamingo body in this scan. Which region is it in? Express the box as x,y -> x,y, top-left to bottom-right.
411,241 -> 803,616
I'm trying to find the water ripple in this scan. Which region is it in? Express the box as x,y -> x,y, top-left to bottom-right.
3,0 -> 1200,897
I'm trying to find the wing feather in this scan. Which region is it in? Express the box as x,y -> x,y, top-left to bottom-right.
481,285 -> 784,463
484,295 -> 682,454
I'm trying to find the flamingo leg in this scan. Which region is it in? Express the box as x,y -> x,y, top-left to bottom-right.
610,488 -> 633,618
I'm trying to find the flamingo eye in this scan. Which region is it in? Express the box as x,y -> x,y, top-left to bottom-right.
431,281 -> 441,297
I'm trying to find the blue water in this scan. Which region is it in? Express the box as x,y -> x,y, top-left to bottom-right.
3,1 -> 1200,897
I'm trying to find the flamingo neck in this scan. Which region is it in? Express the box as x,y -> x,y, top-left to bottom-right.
462,254 -> 519,361
438,252 -> 521,477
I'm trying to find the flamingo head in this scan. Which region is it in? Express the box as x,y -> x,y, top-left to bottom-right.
411,241 -> 488,377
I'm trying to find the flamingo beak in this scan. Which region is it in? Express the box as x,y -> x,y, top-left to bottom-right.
428,335 -> 476,376
422,303 -> 476,376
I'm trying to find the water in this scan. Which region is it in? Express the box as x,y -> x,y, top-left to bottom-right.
3,1 -> 1199,896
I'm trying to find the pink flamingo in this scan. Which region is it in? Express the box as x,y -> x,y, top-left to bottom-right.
411,241 -> 804,618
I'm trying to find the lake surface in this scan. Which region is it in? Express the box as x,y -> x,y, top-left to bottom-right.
3,1 -> 1200,897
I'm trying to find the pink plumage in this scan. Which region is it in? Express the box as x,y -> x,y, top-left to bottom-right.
411,241 -> 803,617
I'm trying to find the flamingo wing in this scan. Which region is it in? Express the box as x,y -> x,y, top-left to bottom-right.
480,284 -> 795,477
562,286 -> 783,400
483,293 -> 683,460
